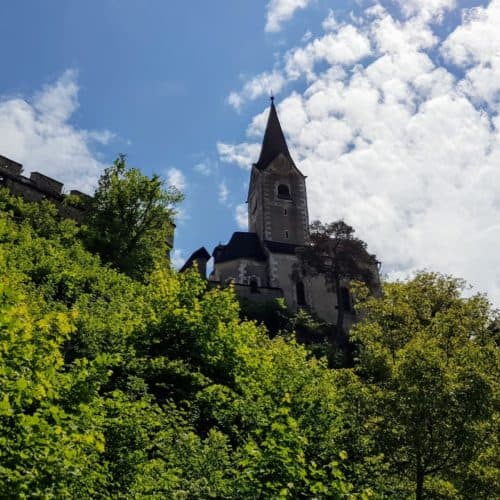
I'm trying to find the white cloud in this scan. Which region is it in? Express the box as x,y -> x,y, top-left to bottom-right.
441,0 -> 500,110
235,203 -> 248,230
193,161 -> 211,176
265,0 -> 313,33
219,1 -> 500,305
322,9 -> 338,31
285,26 -> 372,80
228,70 -> 286,110
229,26 -> 371,108
0,69 -> 113,194
165,167 -> 187,191
217,142 -> 260,169
218,180 -> 230,205
395,0 -> 456,20
171,248 -> 186,270
302,30 -> 313,42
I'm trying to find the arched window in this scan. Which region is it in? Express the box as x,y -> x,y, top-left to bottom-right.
277,184 -> 291,199
249,276 -> 259,294
296,281 -> 306,306
340,286 -> 352,312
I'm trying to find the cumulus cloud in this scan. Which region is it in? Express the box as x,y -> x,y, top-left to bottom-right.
441,0 -> 500,110
171,248 -> 186,270
395,0 -> 456,20
218,180 -> 230,205
322,10 -> 338,31
217,142 -> 260,169
229,25 -> 372,107
228,70 -> 286,110
0,70 -> 113,194
219,1 -> 500,305
193,161 -> 211,176
285,25 -> 372,80
235,203 -> 248,230
265,0 -> 313,32
165,167 -> 187,191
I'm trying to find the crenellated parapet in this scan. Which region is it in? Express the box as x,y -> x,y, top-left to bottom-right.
0,154 -> 91,222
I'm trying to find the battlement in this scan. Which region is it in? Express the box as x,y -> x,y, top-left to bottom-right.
0,154 -> 23,175
0,154 -> 89,221
0,153 -> 175,251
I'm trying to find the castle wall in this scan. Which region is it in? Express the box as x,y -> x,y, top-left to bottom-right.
231,283 -> 282,303
211,258 -> 268,287
306,274 -> 338,324
267,252 -> 348,324
0,158 -> 89,223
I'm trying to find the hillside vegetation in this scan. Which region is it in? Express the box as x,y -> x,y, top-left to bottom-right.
0,165 -> 498,499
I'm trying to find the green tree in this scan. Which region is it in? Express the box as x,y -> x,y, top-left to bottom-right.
0,246 -> 109,496
84,154 -> 183,279
350,272 -> 499,499
297,220 -> 378,341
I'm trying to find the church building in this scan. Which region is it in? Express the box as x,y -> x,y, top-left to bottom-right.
182,99 -> 379,325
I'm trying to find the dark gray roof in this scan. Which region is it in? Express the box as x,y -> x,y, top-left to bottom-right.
264,240 -> 301,255
213,232 -> 267,263
254,101 -> 294,170
180,247 -> 210,272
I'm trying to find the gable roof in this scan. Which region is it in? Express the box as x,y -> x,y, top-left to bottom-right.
254,100 -> 294,170
212,232 -> 267,263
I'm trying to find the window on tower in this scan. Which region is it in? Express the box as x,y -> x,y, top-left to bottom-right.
277,184 -> 291,199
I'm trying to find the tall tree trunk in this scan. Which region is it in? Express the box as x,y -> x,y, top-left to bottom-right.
416,459 -> 424,500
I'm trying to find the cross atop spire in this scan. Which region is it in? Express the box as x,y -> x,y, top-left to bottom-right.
254,98 -> 292,170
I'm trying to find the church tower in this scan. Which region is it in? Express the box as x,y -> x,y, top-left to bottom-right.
184,97 -> 379,327
247,99 -> 310,246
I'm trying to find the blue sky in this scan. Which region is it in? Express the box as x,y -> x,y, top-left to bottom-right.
1,0 -> 500,304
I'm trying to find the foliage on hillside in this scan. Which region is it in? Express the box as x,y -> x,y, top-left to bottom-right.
82,154 -> 183,279
0,185 -> 498,499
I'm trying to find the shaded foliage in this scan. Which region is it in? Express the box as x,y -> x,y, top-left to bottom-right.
297,220 -> 378,341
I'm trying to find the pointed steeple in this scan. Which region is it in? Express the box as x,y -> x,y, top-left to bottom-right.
254,98 -> 293,170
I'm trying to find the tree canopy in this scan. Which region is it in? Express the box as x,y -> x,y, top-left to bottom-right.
83,154 -> 183,279
349,273 -> 499,498
297,220 -> 378,340
0,184 -> 498,498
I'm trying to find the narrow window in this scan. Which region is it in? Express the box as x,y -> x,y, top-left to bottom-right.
284,208 -> 287,215
284,230 -> 289,239
296,281 -> 306,306
277,184 -> 291,199
340,286 -> 352,312
249,277 -> 259,294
